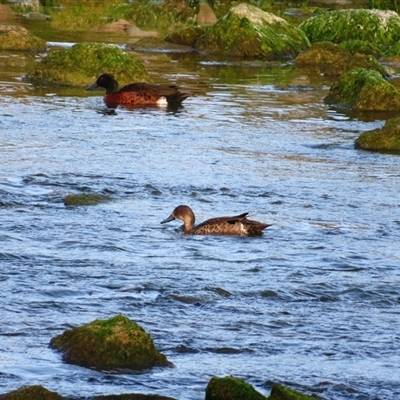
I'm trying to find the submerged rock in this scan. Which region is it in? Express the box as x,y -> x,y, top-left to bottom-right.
205,376 -> 267,400
28,42 -> 151,87
0,25 -> 46,51
195,3 -> 310,59
50,315 -> 170,371
294,42 -> 388,77
324,68 -> 400,111
269,383 -> 318,400
299,9 -> 400,48
355,117 -> 400,153
63,193 -> 112,206
0,385 -> 64,400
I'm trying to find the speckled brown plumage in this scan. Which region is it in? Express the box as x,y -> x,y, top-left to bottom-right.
161,205 -> 271,236
86,73 -> 189,107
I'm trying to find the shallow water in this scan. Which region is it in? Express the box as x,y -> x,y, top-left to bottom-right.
1,38 -> 400,400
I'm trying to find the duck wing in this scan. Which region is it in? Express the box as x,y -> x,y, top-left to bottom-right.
118,83 -> 180,95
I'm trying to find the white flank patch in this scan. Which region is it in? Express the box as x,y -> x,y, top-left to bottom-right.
156,96 -> 168,107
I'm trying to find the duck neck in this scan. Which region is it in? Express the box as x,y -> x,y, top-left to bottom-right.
105,79 -> 118,94
183,216 -> 195,234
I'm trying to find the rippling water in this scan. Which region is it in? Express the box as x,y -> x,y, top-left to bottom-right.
1,45 -> 400,400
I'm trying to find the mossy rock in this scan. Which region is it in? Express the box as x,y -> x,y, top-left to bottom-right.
368,0 -> 400,13
195,3 -> 310,59
50,315 -> 170,371
324,67 -> 400,111
64,193 -> 112,206
165,25 -> 206,47
205,376 -> 267,400
0,25 -> 46,51
129,37 -> 194,53
339,39 -> 383,57
28,42 -> 151,87
355,117 -> 400,153
295,42 -> 388,77
0,385 -> 64,400
269,384 -> 318,400
299,9 -> 400,47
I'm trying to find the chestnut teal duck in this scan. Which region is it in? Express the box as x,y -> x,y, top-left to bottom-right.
86,73 -> 190,107
161,205 -> 271,236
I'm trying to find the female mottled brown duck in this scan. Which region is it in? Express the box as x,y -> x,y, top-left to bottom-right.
86,73 -> 190,107
161,205 -> 271,236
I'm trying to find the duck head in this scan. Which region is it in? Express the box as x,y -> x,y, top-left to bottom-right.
86,74 -> 118,94
161,205 -> 195,233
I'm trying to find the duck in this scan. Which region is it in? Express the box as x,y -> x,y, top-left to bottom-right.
86,73 -> 190,107
161,205 -> 271,236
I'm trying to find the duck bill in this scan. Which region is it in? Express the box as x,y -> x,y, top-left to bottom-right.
161,214 -> 175,224
85,82 -> 99,91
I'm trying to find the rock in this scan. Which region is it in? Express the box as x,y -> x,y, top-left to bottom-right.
294,42 -> 388,77
63,193 -> 112,206
23,12 -> 49,20
50,315 -> 170,371
355,117 -> 400,153
324,67 -> 400,111
339,39 -> 383,57
95,19 -> 158,37
299,9 -> 400,48
269,383 -> 319,400
0,24 -> 46,51
27,42 -> 151,87
195,3 -> 310,59
130,37 -> 195,54
205,376 -> 267,400
165,26 -> 206,48
0,385 -> 64,400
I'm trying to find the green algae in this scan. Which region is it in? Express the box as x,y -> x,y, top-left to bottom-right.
64,193 -> 112,206
299,9 -> 400,47
1,385 -> 64,400
28,42 -> 151,87
0,26 -> 46,51
195,3 -> 309,59
295,42 -> 388,77
324,68 -> 400,111
205,376 -> 267,400
269,384 -> 318,400
50,315 -> 170,371
355,117 -> 400,153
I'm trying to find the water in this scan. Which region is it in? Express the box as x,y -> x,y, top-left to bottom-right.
1,40 -> 400,400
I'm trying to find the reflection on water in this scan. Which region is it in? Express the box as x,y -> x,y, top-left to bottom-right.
1,38 -> 400,400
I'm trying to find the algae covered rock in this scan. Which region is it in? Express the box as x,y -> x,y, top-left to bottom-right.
64,193 -> 112,206
205,376 -> 267,400
324,68 -> 400,111
0,25 -> 46,51
339,40 -> 383,57
195,3 -> 310,59
269,383 -> 318,400
165,26 -> 206,47
28,42 -> 151,87
299,9 -> 400,47
295,42 -> 388,77
355,117 -> 400,153
50,315 -> 170,371
0,385 -> 64,400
